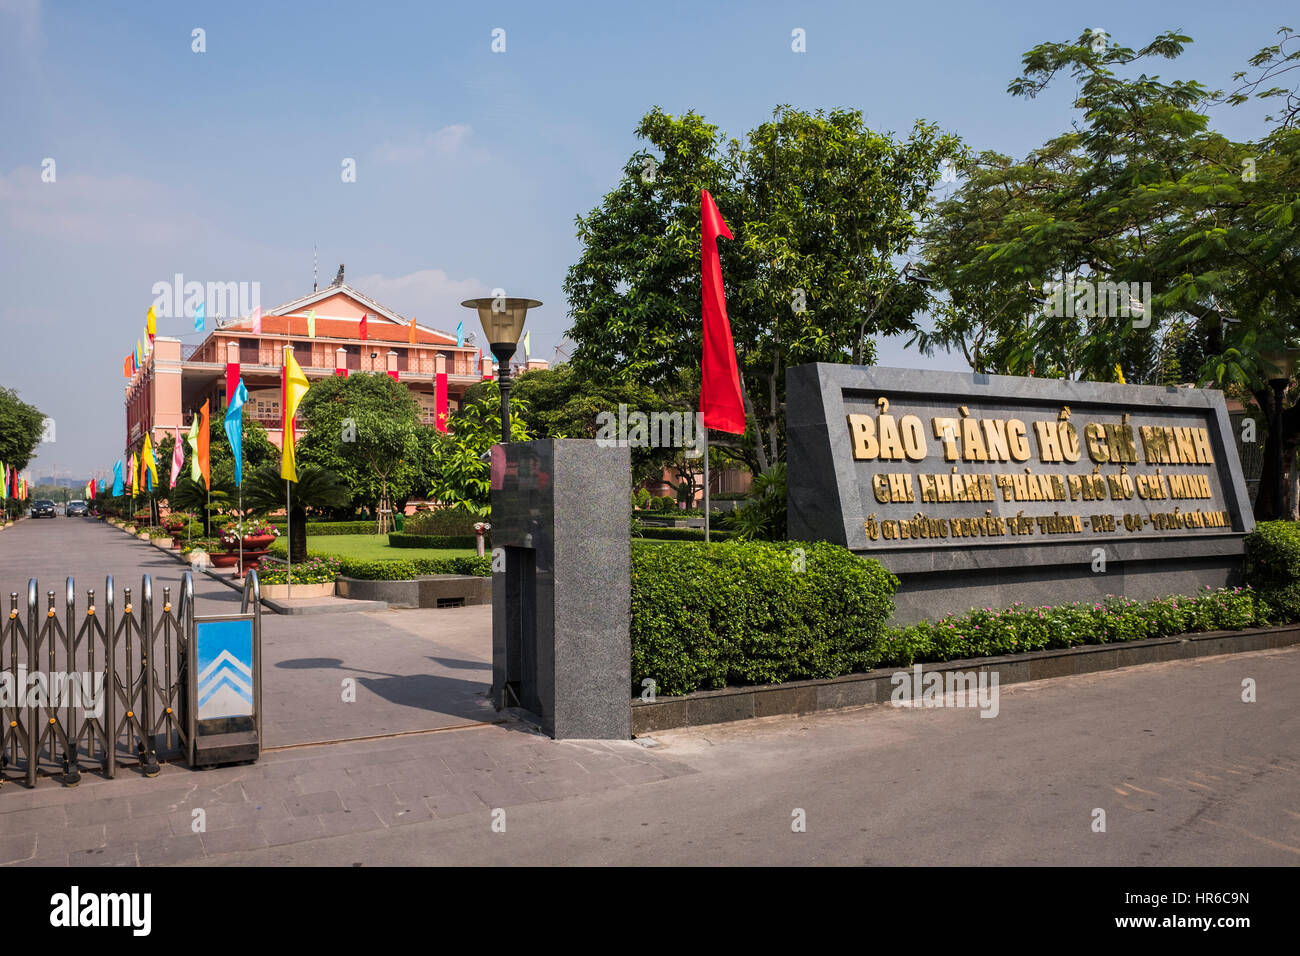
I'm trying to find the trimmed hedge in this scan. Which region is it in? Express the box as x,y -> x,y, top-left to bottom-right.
631,540 -> 898,696
1245,520 -> 1300,622
634,525 -> 736,542
882,589 -> 1257,667
268,520 -> 376,536
388,532 -> 479,549
337,556 -> 491,580
404,508 -> 479,536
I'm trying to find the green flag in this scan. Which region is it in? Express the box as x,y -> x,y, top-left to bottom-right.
185,414 -> 201,481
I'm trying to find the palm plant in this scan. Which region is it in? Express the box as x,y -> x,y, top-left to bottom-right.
243,462 -> 352,562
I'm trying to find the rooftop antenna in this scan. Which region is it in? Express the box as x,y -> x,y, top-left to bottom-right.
313,244 -> 318,292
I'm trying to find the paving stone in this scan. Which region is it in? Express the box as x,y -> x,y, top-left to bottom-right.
78,843 -> 141,867
316,807 -> 386,838
423,791 -> 487,819
200,825 -> 269,855
284,791 -> 345,817
63,795 -> 134,827
35,823 -> 107,855
258,815 -> 325,847
136,833 -> 206,865
0,832 -> 37,865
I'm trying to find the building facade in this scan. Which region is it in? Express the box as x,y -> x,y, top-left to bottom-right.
123,278 -> 543,459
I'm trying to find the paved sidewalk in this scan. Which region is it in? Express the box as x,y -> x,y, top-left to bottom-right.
0,519 -> 497,747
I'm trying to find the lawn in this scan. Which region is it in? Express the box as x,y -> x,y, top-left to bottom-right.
269,534 -> 476,562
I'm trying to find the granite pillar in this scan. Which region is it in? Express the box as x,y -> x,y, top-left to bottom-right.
491,439 -> 631,738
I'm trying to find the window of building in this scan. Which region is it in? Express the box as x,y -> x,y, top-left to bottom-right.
393,348 -> 409,372
239,339 -> 259,365
345,345 -> 361,370
292,341 -> 314,366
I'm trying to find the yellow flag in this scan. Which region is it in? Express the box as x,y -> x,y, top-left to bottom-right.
146,305 -> 157,339
281,347 -> 311,482
306,309 -> 316,338
142,432 -> 159,488
130,453 -> 139,495
1114,363 -> 1126,385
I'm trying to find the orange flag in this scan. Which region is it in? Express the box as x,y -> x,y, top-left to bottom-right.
198,399 -> 211,490
408,316 -> 417,345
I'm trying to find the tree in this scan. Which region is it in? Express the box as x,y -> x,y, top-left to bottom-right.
0,387 -> 47,471
565,105 -> 961,475
297,372 -> 423,532
508,364 -> 684,483
243,461 -> 351,562
425,382 -> 531,518
917,27 -> 1300,517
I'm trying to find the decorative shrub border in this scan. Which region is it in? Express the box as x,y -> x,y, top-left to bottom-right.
387,532 -> 479,549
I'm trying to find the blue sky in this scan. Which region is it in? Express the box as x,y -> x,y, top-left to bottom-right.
0,0 -> 1289,477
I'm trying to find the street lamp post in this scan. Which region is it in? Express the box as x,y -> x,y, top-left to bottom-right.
1261,350 -> 1300,520
461,297 -> 542,444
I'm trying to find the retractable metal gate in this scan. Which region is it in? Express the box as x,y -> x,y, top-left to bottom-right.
0,570 -> 259,788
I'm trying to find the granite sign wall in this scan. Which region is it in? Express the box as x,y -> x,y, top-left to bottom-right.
787,364 -> 1255,621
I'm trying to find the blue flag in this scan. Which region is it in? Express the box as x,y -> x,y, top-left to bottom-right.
194,301 -> 206,331
456,320 -> 464,348
112,460 -> 124,497
225,379 -> 248,485
98,478 -> 106,494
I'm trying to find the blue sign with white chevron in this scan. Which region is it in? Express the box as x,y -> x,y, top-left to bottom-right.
195,618 -> 255,719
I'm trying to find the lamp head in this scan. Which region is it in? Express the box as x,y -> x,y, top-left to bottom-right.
461,297 -> 541,361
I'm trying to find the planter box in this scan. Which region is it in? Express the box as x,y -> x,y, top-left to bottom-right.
137,532 -> 151,541
260,582 -> 335,600
337,574 -> 492,609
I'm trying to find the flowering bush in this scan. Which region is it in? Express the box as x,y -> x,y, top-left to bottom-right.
882,587 -> 1259,667
256,556 -> 341,585
219,520 -> 280,549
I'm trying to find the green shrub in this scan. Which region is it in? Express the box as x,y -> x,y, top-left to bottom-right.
634,488 -> 652,509
631,540 -> 898,696
267,520 -> 375,536
1245,520 -> 1300,622
388,532 -> 480,549
882,588 -> 1259,667
656,495 -> 675,511
633,525 -> 736,542
257,556 -> 342,585
337,556 -> 491,580
403,507 -> 480,536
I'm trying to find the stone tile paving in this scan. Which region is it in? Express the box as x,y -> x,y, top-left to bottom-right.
0,721 -> 695,866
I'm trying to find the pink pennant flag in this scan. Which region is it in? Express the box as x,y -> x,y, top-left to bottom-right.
251,306 -> 262,334
170,426 -> 184,488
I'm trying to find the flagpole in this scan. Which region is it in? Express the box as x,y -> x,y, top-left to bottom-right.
286,479 -> 292,601
703,429 -> 710,544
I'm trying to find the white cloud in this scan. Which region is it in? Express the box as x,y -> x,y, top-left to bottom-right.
0,165 -> 202,244
374,124 -> 472,164
349,267 -> 490,330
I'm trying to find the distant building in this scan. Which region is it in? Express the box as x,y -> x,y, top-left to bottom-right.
123,276 -> 547,459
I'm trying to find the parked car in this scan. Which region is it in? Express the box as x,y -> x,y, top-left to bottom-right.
30,499 -> 56,518
66,500 -> 88,517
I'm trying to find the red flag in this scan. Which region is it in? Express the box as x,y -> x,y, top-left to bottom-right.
225,362 -> 240,410
699,189 -> 745,434
359,313 -> 368,342
198,400 -> 211,491
435,372 -> 448,432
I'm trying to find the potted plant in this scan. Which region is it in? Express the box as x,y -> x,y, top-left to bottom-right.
222,519 -> 279,550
